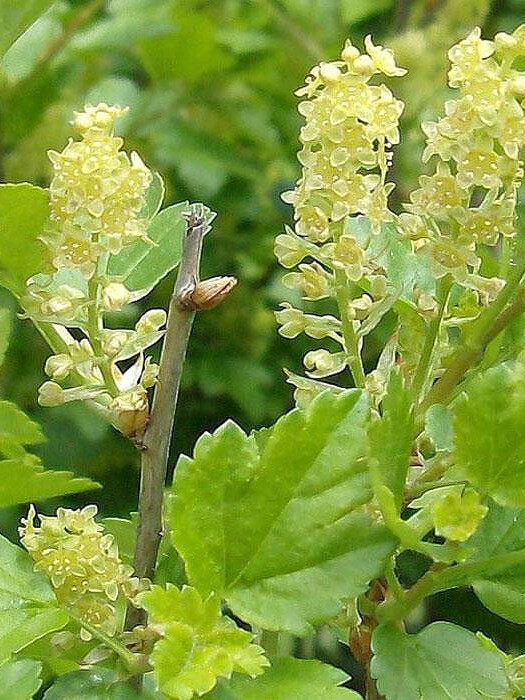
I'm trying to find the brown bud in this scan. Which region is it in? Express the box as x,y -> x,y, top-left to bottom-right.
188,276 -> 237,311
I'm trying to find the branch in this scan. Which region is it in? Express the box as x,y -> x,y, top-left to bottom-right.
125,206 -> 208,631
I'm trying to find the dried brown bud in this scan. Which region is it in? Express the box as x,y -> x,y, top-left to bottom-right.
186,276 -> 237,311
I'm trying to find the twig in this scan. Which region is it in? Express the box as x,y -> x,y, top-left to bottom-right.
125,206 -> 208,631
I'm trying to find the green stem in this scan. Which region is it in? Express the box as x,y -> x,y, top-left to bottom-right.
66,611 -> 143,674
411,276 -> 452,401
332,223 -> 366,388
377,548 -> 525,623
87,275 -> 119,396
420,256 -> 525,413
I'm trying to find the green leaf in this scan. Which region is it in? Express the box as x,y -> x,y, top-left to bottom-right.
0,183 -> 49,294
169,390 -> 395,635
208,657 -> 362,699
454,364 -> 525,506
0,658 -> 42,700
137,12 -> 234,84
0,533 -> 68,663
107,202 -> 187,299
425,404 -> 453,452
0,400 -> 44,446
139,584 -> 268,700
0,400 -> 100,506
0,0 -> 55,59
0,458 -> 100,508
468,500 -> 525,623
139,171 -> 165,220
43,668 -> 149,699
368,371 -> 413,511
371,622 -> 509,700
0,306 -> 12,368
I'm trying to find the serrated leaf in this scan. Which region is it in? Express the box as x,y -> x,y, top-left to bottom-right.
468,500 -> 525,623
371,622 -> 509,700
0,658 -> 42,700
368,371 -> 413,511
0,183 -> 49,294
0,0 -> 55,59
0,533 -> 68,662
169,391 -> 395,635
208,657 -> 362,699
0,400 -> 44,446
0,458 -> 100,507
139,584 -> 268,700
454,364 -> 525,506
107,202 -> 187,299
43,668 -> 151,699
0,399 -> 100,505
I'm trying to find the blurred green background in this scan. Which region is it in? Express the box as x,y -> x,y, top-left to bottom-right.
1,0 -> 525,685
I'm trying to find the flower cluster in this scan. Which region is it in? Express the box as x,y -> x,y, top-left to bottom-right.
401,26 -> 525,296
276,37 -> 405,391
19,505 -> 142,640
22,104 -> 166,437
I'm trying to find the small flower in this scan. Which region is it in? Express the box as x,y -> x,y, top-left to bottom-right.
135,309 -> 167,335
431,487 -> 488,542
332,235 -> 366,281
101,282 -> 131,311
274,230 -> 309,267
275,303 -> 306,338
364,35 -> 407,77
282,262 -> 332,300
38,381 -> 66,406
303,349 -> 347,378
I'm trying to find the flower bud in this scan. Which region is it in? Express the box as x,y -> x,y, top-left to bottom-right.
102,282 -> 131,311
304,349 -> 346,378
319,62 -> 341,82
275,303 -> 306,338
135,309 -> 167,335
141,359 -> 159,388
101,330 -> 129,358
45,354 -> 74,381
111,387 -> 149,439
187,276 -> 237,311
38,381 -> 66,407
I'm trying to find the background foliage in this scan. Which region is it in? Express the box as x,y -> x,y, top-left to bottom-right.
1,0 -> 525,693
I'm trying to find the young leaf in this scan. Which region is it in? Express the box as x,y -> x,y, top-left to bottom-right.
0,659 -> 42,700
371,622 -> 509,700
468,500 -> 525,623
107,202 -> 188,299
138,584 -> 268,700
0,183 -> 49,295
169,390 -> 396,635
0,533 -> 68,663
368,371 -> 413,511
454,364 -> 525,507
208,657 -> 362,699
